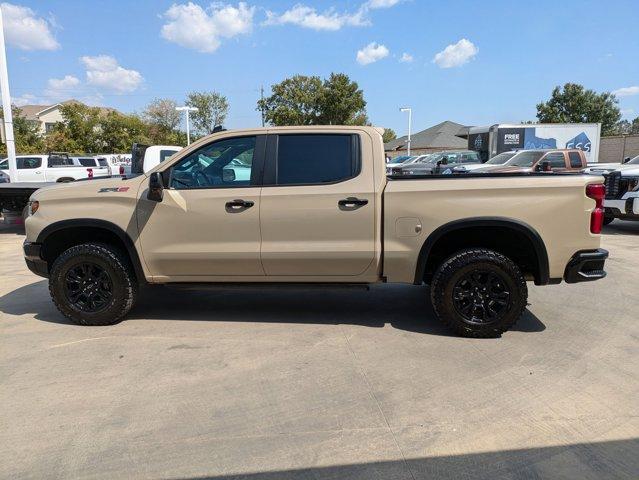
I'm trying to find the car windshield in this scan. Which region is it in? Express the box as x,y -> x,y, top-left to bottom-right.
506,151 -> 546,167
486,152 -> 517,165
390,156 -> 411,164
627,155 -> 639,165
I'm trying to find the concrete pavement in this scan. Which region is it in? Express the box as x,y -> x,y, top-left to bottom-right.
1,221 -> 638,479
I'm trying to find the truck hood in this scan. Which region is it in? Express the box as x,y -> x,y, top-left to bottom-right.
30,176 -> 144,201
585,164 -> 639,175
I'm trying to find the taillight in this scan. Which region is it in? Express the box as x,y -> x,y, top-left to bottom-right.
87,168 -> 94,179
586,183 -> 605,234
119,165 -> 125,175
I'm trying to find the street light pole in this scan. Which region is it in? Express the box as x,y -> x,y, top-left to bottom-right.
400,107 -> 412,156
176,106 -> 198,146
0,7 -> 17,182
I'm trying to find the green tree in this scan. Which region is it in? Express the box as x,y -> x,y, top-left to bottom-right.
382,128 -> 397,143
318,73 -> 367,125
0,106 -> 44,155
141,98 -> 183,144
52,102 -> 103,153
536,83 -> 621,136
631,117 -> 639,134
258,75 -> 323,125
186,91 -> 229,135
98,112 -> 150,153
258,73 -> 368,126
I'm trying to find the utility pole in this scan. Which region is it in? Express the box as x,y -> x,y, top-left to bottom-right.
175,106 -> 198,145
400,107 -> 412,156
260,85 -> 265,127
0,7 -> 17,182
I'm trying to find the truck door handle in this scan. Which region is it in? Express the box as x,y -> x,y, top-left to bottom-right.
338,197 -> 368,209
225,199 -> 254,211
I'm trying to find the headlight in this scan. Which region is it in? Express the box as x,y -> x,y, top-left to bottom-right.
28,200 -> 39,215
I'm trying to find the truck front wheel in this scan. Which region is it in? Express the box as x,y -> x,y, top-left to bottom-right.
49,243 -> 137,326
430,248 -> 528,338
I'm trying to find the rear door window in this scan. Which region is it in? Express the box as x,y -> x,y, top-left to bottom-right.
568,152 -> 583,168
274,134 -> 358,185
18,157 -> 42,169
77,158 -> 96,167
544,152 -> 566,169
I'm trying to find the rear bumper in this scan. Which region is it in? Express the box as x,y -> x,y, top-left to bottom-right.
23,241 -> 48,278
564,249 -> 608,284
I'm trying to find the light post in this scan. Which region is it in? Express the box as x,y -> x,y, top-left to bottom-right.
400,107 -> 412,156
176,106 -> 198,145
0,7 -> 17,182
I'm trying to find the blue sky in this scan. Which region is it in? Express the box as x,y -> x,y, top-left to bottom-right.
4,0 -> 639,134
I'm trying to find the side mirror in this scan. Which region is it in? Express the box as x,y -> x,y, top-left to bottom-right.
147,172 -> 164,202
623,157 -> 631,164
536,160 -> 551,172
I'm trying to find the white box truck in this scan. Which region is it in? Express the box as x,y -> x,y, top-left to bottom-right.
468,123 -> 601,163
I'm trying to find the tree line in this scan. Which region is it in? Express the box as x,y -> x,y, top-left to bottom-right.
2,75 -> 638,156
0,91 -> 229,155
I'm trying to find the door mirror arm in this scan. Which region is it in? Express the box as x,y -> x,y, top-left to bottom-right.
147,172 -> 164,202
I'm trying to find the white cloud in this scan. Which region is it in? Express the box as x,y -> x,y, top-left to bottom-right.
0,2 -> 59,50
366,0 -> 401,8
432,38 -> 478,68
613,86 -> 639,97
44,75 -> 80,100
621,108 -> 635,118
80,55 -> 143,93
11,93 -> 36,106
356,42 -> 389,65
161,2 -> 255,53
264,4 -> 367,31
399,52 -> 413,63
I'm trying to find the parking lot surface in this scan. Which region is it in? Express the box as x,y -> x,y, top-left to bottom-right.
1,221 -> 638,479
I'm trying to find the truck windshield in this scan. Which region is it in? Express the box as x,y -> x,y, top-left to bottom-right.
486,152 -> 516,165
506,151 -> 546,167
627,155 -> 639,165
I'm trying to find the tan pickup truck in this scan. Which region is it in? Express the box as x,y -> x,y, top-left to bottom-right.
23,126 -> 608,337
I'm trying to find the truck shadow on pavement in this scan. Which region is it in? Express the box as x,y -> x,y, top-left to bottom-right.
175,438 -> 638,480
0,280 -> 546,337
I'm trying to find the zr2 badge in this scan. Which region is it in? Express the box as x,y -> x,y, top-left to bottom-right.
98,187 -> 130,193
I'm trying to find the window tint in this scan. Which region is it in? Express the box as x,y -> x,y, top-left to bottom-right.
18,157 -> 42,169
509,151 -> 546,167
544,152 -> 566,168
77,158 -> 96,167
160,150 -> 179,163
276,134 -> 356,185
48,156 -> 73,167
568,151 -> 583,168
0,159 -> 7,169
97,158 -> 108,167
170,136 -> 255,189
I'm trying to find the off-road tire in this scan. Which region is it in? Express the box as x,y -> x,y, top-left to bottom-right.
49,243 -> 137,326
430,248 -> 527,338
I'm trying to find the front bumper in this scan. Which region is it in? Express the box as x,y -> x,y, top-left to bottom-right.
23,241 -> 48,278
564,249 -> 608,284
604,195 -> 639,218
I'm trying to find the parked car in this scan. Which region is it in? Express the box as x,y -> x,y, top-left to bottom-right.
460,151 -> 518,172
0,153 -> 109,183
23,126 -> 608,338
385,155 -> 415,174
585,155 -> 639,224
582,154 -> 639,174
0,170 -> 9,183
124,144 -> 182,176
389,150 -> 481,175
472,149 -> 587,174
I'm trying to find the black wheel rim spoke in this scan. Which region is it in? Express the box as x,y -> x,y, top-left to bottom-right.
452,269 -> 511,325
64,262 -> 113,313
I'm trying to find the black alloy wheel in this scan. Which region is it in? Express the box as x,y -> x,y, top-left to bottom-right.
64,262 -> 114,313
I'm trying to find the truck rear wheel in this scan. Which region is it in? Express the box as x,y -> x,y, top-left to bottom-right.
430,248 -> 527,338
49,243 -> 137,326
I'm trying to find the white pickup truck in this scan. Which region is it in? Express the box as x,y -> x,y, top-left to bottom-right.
121,144 -> 182,176
585,155 -> 639,223
0,153 -> 109,183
